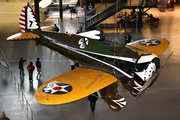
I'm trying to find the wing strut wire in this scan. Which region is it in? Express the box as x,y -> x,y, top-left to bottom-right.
86,74 -> 103,89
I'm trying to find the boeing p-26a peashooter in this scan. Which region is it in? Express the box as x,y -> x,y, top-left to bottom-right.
7,4 -> 171,111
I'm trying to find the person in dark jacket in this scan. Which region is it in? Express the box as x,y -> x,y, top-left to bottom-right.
53,24 -> 59,32
35,58 -> 41,79
169,0 -> 175,11
126,33 -> 132,43
88,92 -> 98,111
76,30 -> 80,34
27,62 -> 35,82
19,57 -> 26,76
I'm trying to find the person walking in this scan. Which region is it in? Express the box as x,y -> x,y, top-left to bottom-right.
19,57 -> 26,76
27,62 -> 35,82
35,58 -> 41,79
88,92 -> 98,111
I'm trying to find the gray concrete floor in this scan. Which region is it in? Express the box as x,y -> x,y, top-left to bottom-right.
0,0 -> 180,120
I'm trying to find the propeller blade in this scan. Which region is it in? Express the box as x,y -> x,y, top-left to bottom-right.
160,51 -> 174,69
137,51 -> 174,99
136,72 -> 158,99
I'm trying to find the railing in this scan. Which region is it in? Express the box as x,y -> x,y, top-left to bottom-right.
85,0 -> 126,29
127,0 -> 158,6
86,0 -> 113,15
86,0 -> 158,17
0,48 -> 37,120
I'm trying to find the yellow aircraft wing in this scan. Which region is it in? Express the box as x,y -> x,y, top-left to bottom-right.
35,67 -> 118,105
126,38 -> 170,56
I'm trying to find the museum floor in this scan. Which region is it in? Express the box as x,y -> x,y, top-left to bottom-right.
0,0 -> 180,120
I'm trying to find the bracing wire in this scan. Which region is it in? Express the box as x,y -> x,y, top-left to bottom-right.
114,0 -> 118,56
135,0 -> 139,42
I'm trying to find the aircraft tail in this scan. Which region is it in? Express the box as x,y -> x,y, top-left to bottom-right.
7,4 -> 56,41
19,5 -> 40,32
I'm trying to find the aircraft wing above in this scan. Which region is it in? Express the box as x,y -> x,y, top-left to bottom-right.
126,38 -> 170,56
39,0 -> 52,8
31,0 -> 78,8
63,0 -> 78,7
35,68 -> 118,105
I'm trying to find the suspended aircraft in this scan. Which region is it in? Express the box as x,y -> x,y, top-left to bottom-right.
30,0 -> 78,14
7,4 -> 172,111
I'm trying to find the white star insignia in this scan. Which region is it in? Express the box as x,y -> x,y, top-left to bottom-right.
140,39 -> 159,46
78,38 -> 88,49
43,83 -> 70,94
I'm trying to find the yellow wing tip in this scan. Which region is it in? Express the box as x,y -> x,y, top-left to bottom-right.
127,37 -> 170,56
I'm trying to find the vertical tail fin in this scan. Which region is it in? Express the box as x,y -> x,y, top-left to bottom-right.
19,5 -> 40,32
19,7 -> 26,32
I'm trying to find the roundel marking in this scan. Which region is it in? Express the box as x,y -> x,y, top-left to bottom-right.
138,39 -> 161,46
42,83 -> 73,95
78,38 -> 89,49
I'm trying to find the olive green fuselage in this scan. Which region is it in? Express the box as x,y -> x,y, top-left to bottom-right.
33,30 -> 140,78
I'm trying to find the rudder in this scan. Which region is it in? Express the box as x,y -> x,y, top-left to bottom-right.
19,5 -> 40,32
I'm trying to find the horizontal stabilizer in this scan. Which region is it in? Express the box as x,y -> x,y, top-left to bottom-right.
41,26 -> 55,32
7,32 -> 40,41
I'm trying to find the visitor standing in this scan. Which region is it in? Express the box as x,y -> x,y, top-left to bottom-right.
27,62 -> 35,82
36,58 -> 41,79
19,57 -> 26,76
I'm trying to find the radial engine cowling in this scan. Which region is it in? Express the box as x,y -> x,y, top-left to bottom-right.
133,53 -> 160,88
